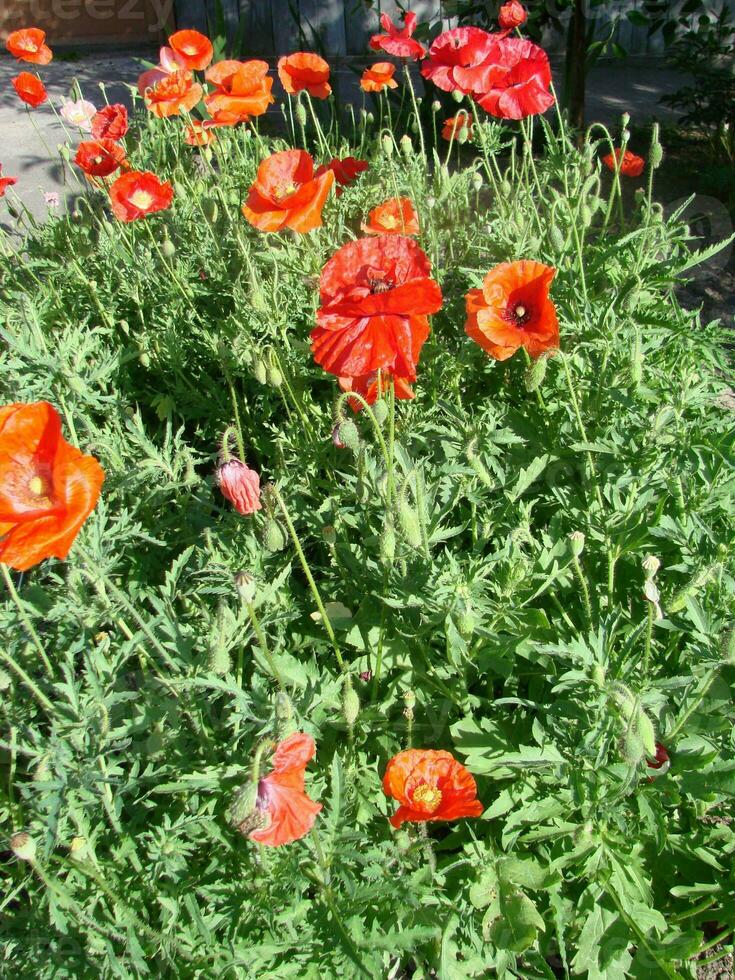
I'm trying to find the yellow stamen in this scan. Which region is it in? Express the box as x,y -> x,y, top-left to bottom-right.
412,784 -> 442,812
129,190 -> 154,210
28,476 -> 46,496
515,305 -> 526,317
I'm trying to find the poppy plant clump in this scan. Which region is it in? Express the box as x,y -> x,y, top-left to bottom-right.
2,14 -> 734,980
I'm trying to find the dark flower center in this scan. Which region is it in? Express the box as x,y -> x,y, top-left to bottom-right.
504,302 -> 532,327
368,274 -> 393,294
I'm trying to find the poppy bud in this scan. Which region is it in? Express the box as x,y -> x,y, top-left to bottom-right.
549,224 -> 565,251
622,727 -> 644,766
400,135 -> 413,158
524,353 -> 547,392
267,366 -> 283,387
161,238 -> 176,258
322,524 -> 337,546
451,89 -> 464,103
228,781 -> 259,829
253,359 -> 268,384
332,424 -> 346,449
10,832 -> 36,862
69,836 -> 88,861
0,668 -> 10,692
456,602 -> 476,639
581,205 -> 593,228
501,179 -> 512,196
722,628 -> 735,666
217,459 -> 262,515
371,399 -> 389,426
336,419 -> 360,453
207,638 -> 231,675
621,112 -> 630,128
295,101 -> 307,127
609,681 -> 636,721
471,172 -> 483,191
432,100 -> 441,113
398,494 -> 422,549
642,556 -> 660,579
138,351 -> 150,367
382,134 -> 394,157
635,706 -> 657,758
591,663 -> 606,687
235,570 -> 256,603
201,196 -> 218,223
263,518 -> 286,552
275,690 -> 293,722
569,531 -> 585,557
465,437 -> 494,490
343,680 -> 360,726
380,519 -> 396,565
650,142 -> 663,168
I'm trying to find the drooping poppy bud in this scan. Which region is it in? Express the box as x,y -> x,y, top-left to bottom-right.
216,459 -> 262,515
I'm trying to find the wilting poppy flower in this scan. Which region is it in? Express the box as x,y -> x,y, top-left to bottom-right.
248,733 -> 322,847
109,170 -> 174,223
474,37 -> 554,120
369,11 -> 426,60
311,235 -> 442,382
0,166 -> 18,198
442,112 -> 473,141
421,27 -> 496,95
363,198 -> 420,236
465,259 -> 559,361
0,402 -> 104,571
383,748 -> 483,828
5,28 -> 52,66
184,121 -> 217,147
242,149 -> 334,233
339,372 -> 416,411
74,139 -> 127,178
144,70 -> 203,118
646,743 -> 670,780
315,156 -> 368,196
12,72 -> 47,108
277,52 -> 332,99
360,62 -> 398,93
60,98 -> 97,131
168,29 -> 213,72
205,60 -> 274,124
603,148 -> 645,177
499,0 -> 527,31
91,104 -> 129,141
216,458 -> 261,515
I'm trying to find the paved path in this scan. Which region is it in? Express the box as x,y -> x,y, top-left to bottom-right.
0,49 -> 689,222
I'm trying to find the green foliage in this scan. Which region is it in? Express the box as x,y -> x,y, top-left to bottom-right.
0,90 -> 734,978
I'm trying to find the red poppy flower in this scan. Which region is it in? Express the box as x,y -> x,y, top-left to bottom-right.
339,372 -> 416,412
465,259 -> 559,361
144,70 -> 203,118
0,165 -> 18,198
248,733 -> 322,847
442,112 -> 473,141
0,402 -> 104,572
603,148 -> 645,177
369,11 -> 426,61
109,170 -> 174,223
277,52 -> 332,99
646,743 -> 670,778
184,121 -> 217,147
242,149 -> 334,233
362,198 -> 419,236
474,37 -> 555,120
499,0 -> 527,31
421,27 -> 496,95
168,29 -> 213,72
91,104 -> 129,141
204,60 -> 274,124
74,139 -> 127,178
216,459 -> 261,515
383,749 -> 483,828
5,28 -> 52,66
310,235 -> 442,382
360,62 -> 399,93
315,156 -> 368,196
12,72 -> 47,108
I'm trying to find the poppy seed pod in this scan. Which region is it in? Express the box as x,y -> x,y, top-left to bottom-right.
371,399 -> 389,426
400,134 -> 413,157
322,524 -> 337,546
343,680 -> 360,726
398,493 -> 422,549
569,531 -> 585,557
642,556 -> 660,579
380,520 -> 397,564
382,134 -> 394,157
235,570 -> 256,603
451,89 -> 465,103
10,832 -> 36,862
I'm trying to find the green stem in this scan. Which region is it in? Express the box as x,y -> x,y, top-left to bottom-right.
571,555 -> 593,630
1,564 -> 55,678
245,600 -> 285,691
403,64 -> 426,161
666,665 -> 721,743
0,649 -> 55,714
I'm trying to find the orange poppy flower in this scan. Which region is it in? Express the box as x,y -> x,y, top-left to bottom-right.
248,733 -> 322,847
360,62 -> 398,93
6,28 -> 53,66
184,121 -> 217,147
383,749 -> 483,828
74,138 -> 127,178
144,70 -> 203,118
603,148 -> 645,177
168,29 -> 213,72
12,72 -> 47,108
91,104 -> 129,140
109,170 -> 174,223
0,165 -> 18,198
241,149 -> 334,233
362,197 -> 420,236
204,60 -> 274,124
277,52 -> 332,99
465,260 -> 559,361
0,402 -> 104,572
311,235 -> 442,381
314,156 -> 368,196
442,112 -> 473,141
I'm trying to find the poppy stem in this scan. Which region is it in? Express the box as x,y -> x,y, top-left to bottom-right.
0,649 -> 55,715
666,664 -> 722,744
1,563 -> 55,679
303,92 -> 330,157
560,354 -> 604,513
244,600 -> 285,692
403,65 -> 426,162
270,487 -> 345,673
641,599 -> 655,680
335,391 -> 395,507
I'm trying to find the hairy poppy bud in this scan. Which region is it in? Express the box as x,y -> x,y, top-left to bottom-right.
217,459 -> 262,515
253,359 -> 268,385
380,519 -> 396,565
398,493 -> 422,549
343,680 -> 360,726
263,518 -> 286,553
649,142 -> 663,168
161,238 -> 176,259
371,399 -> 389,426
451,89 -> 464,103
207,639 -> 230,675
400,134 -> 413,157
201,196 -> 218,223
471,172 -> 483,191
228,781 -> 259,829
267,366 -> 283,387
275,691 -> 293,722
722,628 -> 735,666
336,419 -> 360,453
569,531 -> 585,557
622,727 -> 644,766
591,663 -> 606,687
366,111 -> 375,124
501,179 -> 512,196
581,205 -> 593,228
524,354 -> 547,392
295,101 -> 307,127
10,832 -> 36,862
331,424 -> 346,449
609,682 -> 636,721
635,706 -> 657,758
